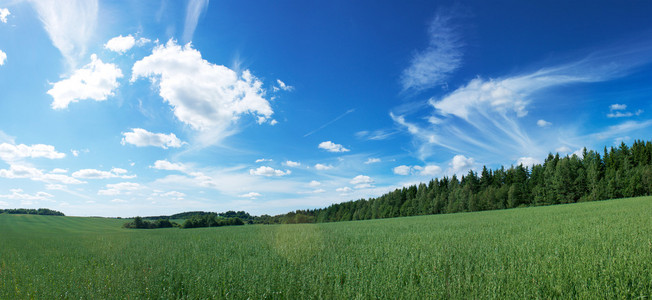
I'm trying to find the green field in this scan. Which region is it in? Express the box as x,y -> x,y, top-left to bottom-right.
1,197 -> 651,299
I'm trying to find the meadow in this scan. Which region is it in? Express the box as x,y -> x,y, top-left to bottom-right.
1,196 -> 651,299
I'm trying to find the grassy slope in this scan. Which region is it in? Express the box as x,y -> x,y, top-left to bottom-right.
1,196 -> 651,299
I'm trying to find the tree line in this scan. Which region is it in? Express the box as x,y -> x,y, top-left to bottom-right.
123,214 -> 245,229
259,139 -> 652,224
0,208 -> 65,216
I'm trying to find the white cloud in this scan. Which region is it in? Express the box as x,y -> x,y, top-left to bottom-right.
72,168 -> 135,179
121,128 -> 184,149
239,192 -> 261,199
556,146 -> 572,153
161,191 -> 185,198
401,10 -> 463,92
393,165 -> 411,176
419,165 -> 442,176
336,187 -> 352,193
46,184 -> 65,190
607,104 -> 643,118
284,160 -> 301,167
131,40 -> 274,143
0,8 -> 10,23
0,143 -> 66,161
516,157 -> 540,167
274,79 -> 294,92
537,119 -> 552,127
104,35 -> 136,54
0,49 -> 6,66
450,155 -> 474,174
308,180 -> 321,187
29,0 -> 98,68
51,168 -> 68,174
318,141 -> 350,153
595,120 -> 652,140
365,158 -> 381,164
48,54 -> 123,109
350,175 -> 373,185
249,166 -> 291,177
98,182 -> 141,196
0,189 -> 53,201
151,160 -> 187,172
314,163 -> 333,171
183,0 -> 209,42
610,104 -> 627,111
71,150 -> 80,157
0,164 -> 84,184
255,158 -> 273,163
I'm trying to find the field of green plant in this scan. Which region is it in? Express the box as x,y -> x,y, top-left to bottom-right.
1,196 -> 651,299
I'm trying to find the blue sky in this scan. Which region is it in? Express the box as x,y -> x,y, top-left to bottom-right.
0,0 -> 650,217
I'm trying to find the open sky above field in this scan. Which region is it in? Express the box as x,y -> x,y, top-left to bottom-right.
0,0 -> 650,217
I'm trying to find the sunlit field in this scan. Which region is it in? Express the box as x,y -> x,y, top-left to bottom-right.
1,196 -> 651,298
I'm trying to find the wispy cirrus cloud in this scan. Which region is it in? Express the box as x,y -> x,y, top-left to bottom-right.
29,0 -> 98,68
401,8 -> 463,92
183,0 -> 209,43
393,41 -> 652,166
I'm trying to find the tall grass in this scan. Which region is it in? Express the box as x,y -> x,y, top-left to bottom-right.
1,196 -> 651,298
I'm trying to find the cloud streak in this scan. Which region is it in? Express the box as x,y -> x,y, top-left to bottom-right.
401,9 -> 463,92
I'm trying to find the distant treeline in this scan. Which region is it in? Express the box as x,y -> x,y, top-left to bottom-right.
0,208 -> 65,216
123,214 -> 245,229
260,139 -> 652,224
142,210 -> 254,223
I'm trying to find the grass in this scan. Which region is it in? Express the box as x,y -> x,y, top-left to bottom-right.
1,196 -> 651,299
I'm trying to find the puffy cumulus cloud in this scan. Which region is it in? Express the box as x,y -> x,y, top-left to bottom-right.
104,34 -> 135,53
516,157 -> 540,167
131,40 -> 274,137
365,158 -> 381,164
284,160 -> 301,167
72,168 -> 135,179
0,8 -> 10,23
249,166 -> 291,177
29,0 -> 98,67
48,54 -> 123,109
450,155 -> 474,174
336,187 -> 352,193
151,160 -> 187,172
0,143 -> 66,161
0,164 -> 84,184
350,175 -> 374,189
401,10 -> 463,92
0,49 -> 6,66
239,192 -> 261,199
537,119 -> 552,127
314,163 -> 333,171
98,182 -> 141,196
121,128 -> 184,149
419,165 -> 442,176
0,189 -> 54,201
318,141 -> 350,153
308,180 -> 321,187
393,165 -> 411,176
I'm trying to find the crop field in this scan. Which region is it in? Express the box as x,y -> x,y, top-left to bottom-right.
1,196 -> 651,299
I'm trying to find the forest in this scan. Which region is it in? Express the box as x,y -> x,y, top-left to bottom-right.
0,208 -> 65,216
260,139 -> 652,224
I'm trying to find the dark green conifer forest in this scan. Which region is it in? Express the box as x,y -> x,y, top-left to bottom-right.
261,140 -> 651,224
